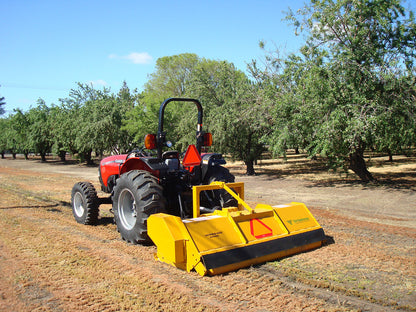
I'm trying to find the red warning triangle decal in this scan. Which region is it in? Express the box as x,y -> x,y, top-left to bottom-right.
250,218 -> 273,239
182,144 -> 202,167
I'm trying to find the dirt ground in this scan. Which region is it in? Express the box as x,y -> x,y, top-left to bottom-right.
0,155 -> 415,311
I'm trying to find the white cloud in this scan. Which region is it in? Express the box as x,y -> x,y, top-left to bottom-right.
109,52 -> 153,64
125,52 -> 153,64
89,80 -> 108,87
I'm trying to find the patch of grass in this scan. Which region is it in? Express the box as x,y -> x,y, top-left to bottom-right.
269,256 -> 414,309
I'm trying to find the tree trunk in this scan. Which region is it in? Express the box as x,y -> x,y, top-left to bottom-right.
1,152 -> 4,159
244,160 -> 256,176
12,152 -> 16,159
348,150 -> 374,182
84,150 -> 94,166
388,150 -> 393,162
243,131 -> 256,176
40,152 -> 47,162
58,151 -> 66,162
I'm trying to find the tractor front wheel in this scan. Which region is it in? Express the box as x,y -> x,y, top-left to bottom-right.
112,170 -> 166,245
71,182 -> 99,225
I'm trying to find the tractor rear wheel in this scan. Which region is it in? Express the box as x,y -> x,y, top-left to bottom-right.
201,166 -> 237,209
71,182 -> 99,225
112,170 -> 166,245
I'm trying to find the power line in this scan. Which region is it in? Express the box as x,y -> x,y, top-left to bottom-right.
1,82 -> 68,92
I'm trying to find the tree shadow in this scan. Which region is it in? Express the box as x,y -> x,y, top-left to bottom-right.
46,159 -> 99,168
55,200 -> 114,226
305,171 -> 416,191
235,155 -> 416,191
240,158 -> 330,180
98,217 -> 114,226
0,203 -> 62,210
3,156 -> 100,168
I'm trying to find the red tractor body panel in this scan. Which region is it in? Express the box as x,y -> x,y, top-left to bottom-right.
99,155 -> 126,188
119,157 -> 159,177
99,155 -> 161,191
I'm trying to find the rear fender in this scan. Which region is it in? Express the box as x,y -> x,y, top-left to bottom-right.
100,155 -> 126,191
201,153 -> 226,180
119,157 -> 159,177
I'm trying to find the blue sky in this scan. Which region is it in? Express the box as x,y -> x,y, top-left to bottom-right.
1,0 -> 309,114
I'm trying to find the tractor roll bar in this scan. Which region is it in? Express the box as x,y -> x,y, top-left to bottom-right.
158,98 -> 203,132
157,98 -> 204,159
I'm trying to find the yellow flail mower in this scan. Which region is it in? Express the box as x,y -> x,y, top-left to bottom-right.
148,181 -> 325,276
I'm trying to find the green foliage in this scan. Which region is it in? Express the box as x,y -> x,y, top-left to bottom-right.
258,0 -> 416,181
26,100 -> 53,161
189,59 -> 268,174
0,82 -> 137,163
145,53 -> 200,97
0,118 -> 9,156
63,83 -> 135,163
49,102 -> 78,160
9,109 -> 32,157
122,53 -> 268,174
132,54 -> 204,151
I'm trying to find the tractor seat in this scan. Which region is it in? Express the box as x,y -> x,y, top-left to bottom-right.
162,151 -> 179,160
163,151 -> 180,170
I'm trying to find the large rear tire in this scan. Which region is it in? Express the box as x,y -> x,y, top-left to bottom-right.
201,166 -> 237,209
112,170 -> 166,245
71,182 -> 99,225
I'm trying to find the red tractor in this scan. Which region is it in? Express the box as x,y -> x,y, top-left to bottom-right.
71,98 -> 235,244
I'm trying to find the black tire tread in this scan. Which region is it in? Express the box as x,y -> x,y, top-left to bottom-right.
202,166 -> 236,208
71,181 -> 99,225
113,170 -> 166,245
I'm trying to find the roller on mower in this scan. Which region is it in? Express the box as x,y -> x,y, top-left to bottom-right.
71,98 -> 326,276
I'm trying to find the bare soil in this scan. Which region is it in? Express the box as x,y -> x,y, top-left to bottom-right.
0,154 -> 415,312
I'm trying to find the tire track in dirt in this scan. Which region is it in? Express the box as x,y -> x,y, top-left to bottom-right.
256,265 -> 401,312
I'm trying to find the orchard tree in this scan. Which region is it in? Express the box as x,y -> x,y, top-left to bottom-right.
123,53 -> 202,151
69,83 -> 110,163
113,82 -> 138,153
124,54 -> 268,174
67,82 -> 135,163
27,100 -> 53,162
9,109 -> 32,159
250,51 -> 322,158
189,59 -> 268,175
0,118 -> 9,158
260,0 -> 416,182
145,53 -> 200,97
49,103 -> 78,161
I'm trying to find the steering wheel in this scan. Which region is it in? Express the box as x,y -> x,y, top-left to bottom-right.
126,147 -> 150,159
